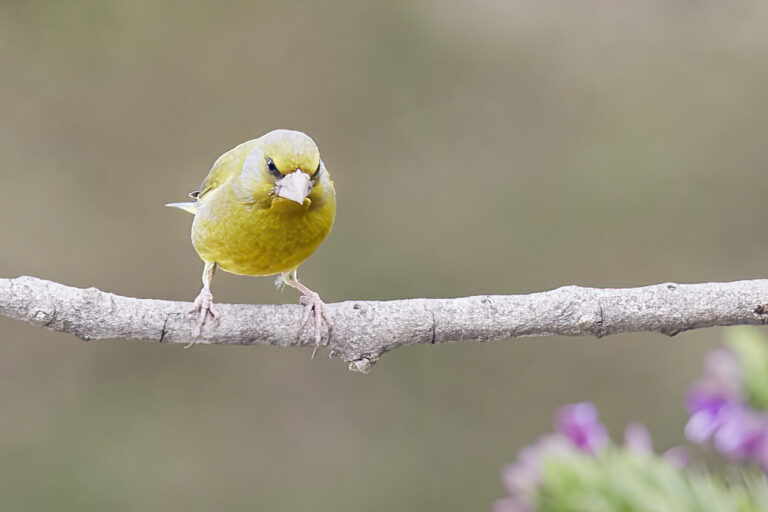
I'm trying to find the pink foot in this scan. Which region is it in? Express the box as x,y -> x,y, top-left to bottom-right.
188,287 -> 219,344
299,290 -> 333,358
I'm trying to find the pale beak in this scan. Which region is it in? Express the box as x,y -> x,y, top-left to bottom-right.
275,171 -> 312,205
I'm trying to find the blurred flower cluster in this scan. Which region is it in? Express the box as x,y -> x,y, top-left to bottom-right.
494,327 -> 768,512
686,327 -> 768,471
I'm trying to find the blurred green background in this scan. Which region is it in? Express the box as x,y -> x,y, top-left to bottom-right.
2,1 -> 768,510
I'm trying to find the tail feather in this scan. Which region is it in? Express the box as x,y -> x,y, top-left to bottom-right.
165,202 -> 198,214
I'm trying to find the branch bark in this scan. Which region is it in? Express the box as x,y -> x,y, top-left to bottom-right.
2,276 -> 768,372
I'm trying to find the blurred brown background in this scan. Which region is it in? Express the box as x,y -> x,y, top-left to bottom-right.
2,1 -> 768,510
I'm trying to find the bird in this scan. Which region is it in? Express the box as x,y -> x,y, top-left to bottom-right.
167,129 -> 336,352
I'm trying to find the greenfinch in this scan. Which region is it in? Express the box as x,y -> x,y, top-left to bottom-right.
167,129 -> 336,349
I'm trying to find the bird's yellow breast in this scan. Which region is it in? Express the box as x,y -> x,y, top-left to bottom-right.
191,178 -> 335,277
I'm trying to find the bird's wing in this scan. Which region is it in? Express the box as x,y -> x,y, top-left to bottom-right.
198,144 -> 245,200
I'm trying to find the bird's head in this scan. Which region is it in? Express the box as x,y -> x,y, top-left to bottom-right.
237,129 -> 328,210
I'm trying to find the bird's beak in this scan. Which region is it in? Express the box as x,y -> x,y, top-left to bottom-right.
275,171 -> 312,205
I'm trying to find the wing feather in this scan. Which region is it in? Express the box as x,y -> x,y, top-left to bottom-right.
198,140 -> 257,199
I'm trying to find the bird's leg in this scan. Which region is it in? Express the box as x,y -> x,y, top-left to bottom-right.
189,261 -> 218,343
281,269 -> 332,358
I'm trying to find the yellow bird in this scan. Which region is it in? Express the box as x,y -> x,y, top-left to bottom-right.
167,129 -> 336,349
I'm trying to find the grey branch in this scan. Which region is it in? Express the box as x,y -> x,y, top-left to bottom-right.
2,275 -> 768,372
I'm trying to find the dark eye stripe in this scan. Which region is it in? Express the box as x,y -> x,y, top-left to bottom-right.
265,157 -> 283,178
311,162 -> 321,180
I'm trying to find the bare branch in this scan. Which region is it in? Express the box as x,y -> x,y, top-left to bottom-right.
2,276 -> 768,372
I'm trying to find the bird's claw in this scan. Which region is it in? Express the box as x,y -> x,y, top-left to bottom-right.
188,287 -> 218,346
298,291 -> 333,358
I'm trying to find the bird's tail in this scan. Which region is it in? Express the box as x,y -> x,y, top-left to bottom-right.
165,202 -> 198,214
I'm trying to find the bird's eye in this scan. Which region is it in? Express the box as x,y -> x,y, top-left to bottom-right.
265,157 -> 283,178
311,162 -> 321,180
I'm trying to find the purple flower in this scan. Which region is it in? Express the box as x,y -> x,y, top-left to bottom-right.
684,392 -> 737,444
712,407 -> 768,462
555,402 -> 608,454
662,446 -> 689,469
496,403 -> 688,509
700,348 -> 743,396
499,434 -> 575,508
685,348 -> 744,444
624,422 -> 653,453
625,422 -> 688,467
685,342 -> 768,471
